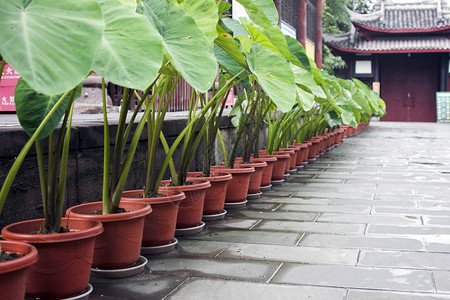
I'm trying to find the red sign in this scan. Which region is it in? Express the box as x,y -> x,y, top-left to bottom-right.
0,63 -> 20,112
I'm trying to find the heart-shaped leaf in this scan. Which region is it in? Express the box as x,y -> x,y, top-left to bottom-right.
140,0 -> 217,92
0,0 -> 103,96
247,43 -> 296,112
179,0 -> 219,46
92,0 -> 163,91
15,78 -> 81,140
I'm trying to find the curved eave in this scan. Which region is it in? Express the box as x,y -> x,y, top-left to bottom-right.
327,44 -> 450,54
352,22 -> 450,34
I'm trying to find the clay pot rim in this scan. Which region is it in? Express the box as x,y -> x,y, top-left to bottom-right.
1,218 -> 104,244
306,140 -> 321,144
250,156 -> 277,162
274,150 -> 295,155
186,171 -> 233,182
66,202 -> 152,223
238,161 -> 267,168
212,166 -> 255,174
0,240 -> 39,274
286,146 -> 301,151
259,153 -> 290,159
159,178 -> 211,192
121,189 -> 185,205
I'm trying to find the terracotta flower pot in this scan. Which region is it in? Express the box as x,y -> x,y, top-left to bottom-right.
274,149 -> 294,174
238,161 -> 267,194
160,179 -> 211,228
294,144 -> 309,166
301,142 -> 312,162
186,172 -> 232,215
251,156 -> 276,187
66,201 -> 151,269
284,146 -> 301,170
2,218 -> 103,298
213,166 -> 255,203
121,190 -> 184,246
0,240 -> 38,300
259,153 -> 290,181
306,139 -> 321,158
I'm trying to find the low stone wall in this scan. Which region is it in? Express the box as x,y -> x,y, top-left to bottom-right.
0,114 -> 267,228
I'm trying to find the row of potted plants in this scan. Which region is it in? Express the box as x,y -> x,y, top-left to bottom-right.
0,0 -> 385,298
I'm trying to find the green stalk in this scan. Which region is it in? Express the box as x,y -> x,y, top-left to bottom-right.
0,89 -> 71,214
102,78 -> 111,213
35,141 -> 48,222
217,129 -> 228,168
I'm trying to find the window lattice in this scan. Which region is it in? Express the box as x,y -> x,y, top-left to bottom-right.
306,0 -> 316,42
281,0 -> 298,28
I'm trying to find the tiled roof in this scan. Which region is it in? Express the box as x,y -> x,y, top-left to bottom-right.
323,31 -> 450,53
348,1 -> 450,32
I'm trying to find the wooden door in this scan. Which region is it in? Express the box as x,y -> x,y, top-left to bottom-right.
380,54 -> 439,122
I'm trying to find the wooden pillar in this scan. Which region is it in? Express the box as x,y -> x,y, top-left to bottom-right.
440,53 -> 447,91
315,0 -> 323,69
297,0 -> 307,47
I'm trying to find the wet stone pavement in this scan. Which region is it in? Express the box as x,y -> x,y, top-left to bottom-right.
90,121 -> 450,299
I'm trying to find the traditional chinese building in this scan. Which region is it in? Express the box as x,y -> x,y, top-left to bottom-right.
324,0 -> 450,122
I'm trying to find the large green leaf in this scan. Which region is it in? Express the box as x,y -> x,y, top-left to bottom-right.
214,44 -> 249,88
221,18 -> 249,38
296,87 -> 315,111
285,35 -> 311,73
236,0 -> 279,27
242,24 -> 280,54
92,0 -> 163,91
291,64 -> 326,99
0,0 -> 103,96
140,0 -> 217,92
14,78 -> 81,140
215,24 -> 248,68
179,0 -> 218,46
247,43 -> 296,112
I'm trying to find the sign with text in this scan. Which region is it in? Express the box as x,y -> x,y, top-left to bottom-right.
436,92 -> 450,123
0,62 -> 19,112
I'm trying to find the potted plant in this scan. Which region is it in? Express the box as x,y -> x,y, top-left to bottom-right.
0,1 -> 107,297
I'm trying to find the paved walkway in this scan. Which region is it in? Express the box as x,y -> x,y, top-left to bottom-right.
91,121 -> 450,299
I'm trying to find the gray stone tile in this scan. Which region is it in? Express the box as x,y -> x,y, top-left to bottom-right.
294,191 -> 375,199
300,234 -> 427,252
206,218 -> 260,230
423,216 -> 450,226
434,271 -> 450,293
184,229 -> 301,246
330,198 -> 417,207
373,207 -> 450,217
259,190 -> 295,197
282,204 -> 371,214
317,213 -> 421,225
234,210 -> 318,221
272,264 -> 434,292
367,224 -> 450,236
220,243 -> 358,265
347,289 -> 450,299
252,197 -> 330,205
245,203 -> 279,210
426,236 -> 450,253
176,240 -> 232,256
167,278 -> 346,300
90,269 -> 187,300
255,221 -> 365,235
148,257 -> 279,282
359,250 -> 450,270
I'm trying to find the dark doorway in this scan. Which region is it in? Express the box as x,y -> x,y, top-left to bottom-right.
380,54 -> 439,122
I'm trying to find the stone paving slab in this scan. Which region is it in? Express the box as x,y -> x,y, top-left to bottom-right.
232,210 -> 318,221
167,278 -> 347,299
220,243 -> 358,265
254,220 -> 365,235
359,250 -> 450,270
433,271 -> 450,293
272,264 -> 434,292
346,289 -> 450,299
367,224 -> 450,236
184,229 -> 301,246
147,257 -> 280,282
251,196 -> 330,205
281,203 -> 371,214
317,213 -> 422,225
300,234 -> 427,252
